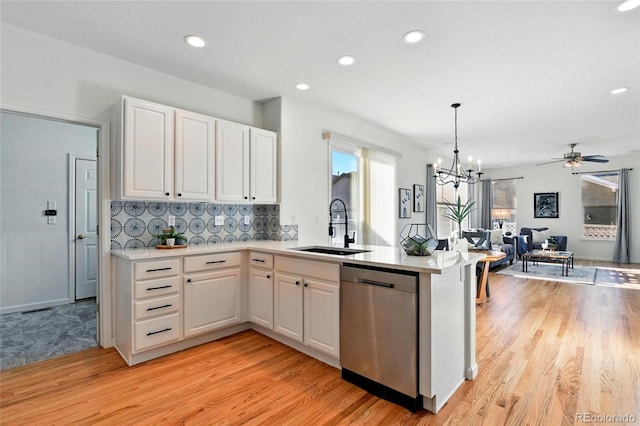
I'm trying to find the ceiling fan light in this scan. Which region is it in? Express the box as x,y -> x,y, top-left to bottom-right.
617,0 -> 640,12
611,87 -> 629,94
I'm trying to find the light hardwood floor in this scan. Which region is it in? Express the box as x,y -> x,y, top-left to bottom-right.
1,261 -> 639,425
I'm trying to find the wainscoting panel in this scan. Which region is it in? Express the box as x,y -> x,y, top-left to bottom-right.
0,233 -> 71,314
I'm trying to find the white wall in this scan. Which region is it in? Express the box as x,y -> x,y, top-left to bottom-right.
0,24 -> 261,128
0,112 -> 97,312
265,96 -> 438,244
483,153 -> 640,263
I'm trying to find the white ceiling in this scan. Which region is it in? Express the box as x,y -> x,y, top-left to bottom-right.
1,1 -> 639,168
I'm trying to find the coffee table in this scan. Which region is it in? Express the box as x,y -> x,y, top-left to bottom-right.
522,250 -> 574,276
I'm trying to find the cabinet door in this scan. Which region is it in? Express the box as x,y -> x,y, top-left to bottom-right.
184,269 -> 241,337
303,278 -> 340,357
175,110 -> 215,201
248,268 -> 273,329
216,120 -> 249,201
250,128 -> 277,203
274,273 -> 303,342
123,97 -> 174,199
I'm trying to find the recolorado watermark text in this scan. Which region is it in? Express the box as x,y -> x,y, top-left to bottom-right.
575,413 -> 637,423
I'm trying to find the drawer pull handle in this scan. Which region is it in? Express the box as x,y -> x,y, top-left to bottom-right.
147,327 -> 172,336
252,258 -> 265,263
146,267 -> 172,272
206,260 -> 226,264
147,285 -> 172,291
147,304 -> 172,311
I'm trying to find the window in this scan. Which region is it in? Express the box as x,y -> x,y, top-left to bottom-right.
436,182 -> 469,239
330,140 -> 397,246
331,146 -> 360,243
581,173 -> 618,239
491,179 -> 517,230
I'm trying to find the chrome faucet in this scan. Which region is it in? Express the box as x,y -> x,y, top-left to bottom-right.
329,198 -> 355,248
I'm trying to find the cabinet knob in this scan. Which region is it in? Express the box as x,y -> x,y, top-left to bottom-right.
304,282 -> 308,287
252,197 -> 256,200
187,278 -> 192,283
266,274 -> 271,279
244,196 -> 248,200
165,192 -> 170,196
177,193 -> 182,197
295,281 -> 300,286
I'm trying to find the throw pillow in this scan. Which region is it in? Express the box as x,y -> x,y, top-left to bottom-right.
531,229 -> 549,243
490,230 -> 502,246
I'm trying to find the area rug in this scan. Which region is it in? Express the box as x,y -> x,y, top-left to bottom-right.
496,263 -> 596,285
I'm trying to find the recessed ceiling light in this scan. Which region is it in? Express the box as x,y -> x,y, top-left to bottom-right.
295,83 -> 310,91
184,35 -> 206,48
337,55 -> 356,66
402,30 -> 425,44
611,87 -> 629,94
617,0 -> 640,12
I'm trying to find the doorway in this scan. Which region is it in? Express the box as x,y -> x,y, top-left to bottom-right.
0,111 -> 100,369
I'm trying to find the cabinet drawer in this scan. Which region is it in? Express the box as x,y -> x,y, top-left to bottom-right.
249,252 -> 273,269
134,294 -> 180,320
135,276 -> 180,299
184,252 -> 241,273
134,313 -> 180,352
135,258 -> 181,280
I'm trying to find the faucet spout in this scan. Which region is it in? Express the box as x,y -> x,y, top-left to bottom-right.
329,198 -> 354,248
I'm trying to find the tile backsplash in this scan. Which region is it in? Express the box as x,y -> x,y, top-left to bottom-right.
110,201 -> 297,250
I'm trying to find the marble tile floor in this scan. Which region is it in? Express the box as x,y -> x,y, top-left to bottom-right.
0,299 -> 98,371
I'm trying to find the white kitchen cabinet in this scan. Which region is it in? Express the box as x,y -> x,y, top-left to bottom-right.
174,109 -> 215,200
183,252 -> 242,337
248,252 -> 274,329
274,272 -> 304,342
115,96 -> 215,201
121,97 -> 175,199
303,278 -> 340,357
273,256 -> 340,357
216,121 -> 277,203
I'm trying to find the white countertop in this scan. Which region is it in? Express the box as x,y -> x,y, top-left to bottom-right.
111,240 -> 484,273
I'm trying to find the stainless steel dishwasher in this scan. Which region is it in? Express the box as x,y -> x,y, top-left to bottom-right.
340,263 -> 420,411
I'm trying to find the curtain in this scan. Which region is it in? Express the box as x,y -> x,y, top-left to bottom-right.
480,179 -> 493,229
362,148 -> 396,246
426,164 -> 437,235
613,168 -> 631,263
469,182 -> 481,229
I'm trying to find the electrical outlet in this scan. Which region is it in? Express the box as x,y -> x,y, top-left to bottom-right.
244,215 -> 250,225
47,216 -> 56,225
215,215 -> 224,226
168,215 -> 176,227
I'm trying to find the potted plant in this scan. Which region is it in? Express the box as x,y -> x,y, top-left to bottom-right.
443,195 -> 476,239
153,226 -> 186,246
546,236 -> 557,251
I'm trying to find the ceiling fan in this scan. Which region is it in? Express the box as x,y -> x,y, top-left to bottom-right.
537,143 -> 609,168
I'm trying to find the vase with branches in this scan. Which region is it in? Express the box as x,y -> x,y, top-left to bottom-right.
443,195 -> 476,239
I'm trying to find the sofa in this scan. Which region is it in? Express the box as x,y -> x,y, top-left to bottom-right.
519,227 -> 568,254
461,229 -> 516,268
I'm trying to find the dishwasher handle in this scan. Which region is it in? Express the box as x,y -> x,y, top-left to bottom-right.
354,278 -> 394,289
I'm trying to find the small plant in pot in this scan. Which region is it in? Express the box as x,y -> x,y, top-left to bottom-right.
154,226 -> 186,246
546,236 -> 557,251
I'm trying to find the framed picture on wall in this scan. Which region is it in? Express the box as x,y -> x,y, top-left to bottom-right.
413,184 -> 425,212
533,192 -> 559,218
399,188 -> 411,218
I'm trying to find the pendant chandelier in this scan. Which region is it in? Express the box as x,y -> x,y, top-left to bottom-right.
433,103 -> 483,189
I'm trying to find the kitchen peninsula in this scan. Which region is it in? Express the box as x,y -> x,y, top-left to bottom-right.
112,240 -> 483,413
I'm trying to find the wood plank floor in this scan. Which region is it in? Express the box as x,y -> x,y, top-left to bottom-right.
1,261 -> 639,425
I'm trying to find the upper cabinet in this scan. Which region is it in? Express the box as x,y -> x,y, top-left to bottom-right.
113,96 -> 276,202
216,121 -> 278,203
175,110 -> 215,201
120,97 -> 175,200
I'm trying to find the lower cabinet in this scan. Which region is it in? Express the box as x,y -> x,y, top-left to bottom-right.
248,267 -> 274,329
274,256 -> 340,358
184,268 -> 242,337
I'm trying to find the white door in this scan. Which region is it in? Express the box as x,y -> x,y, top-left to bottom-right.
75,158 -> 98,300
250,128 -> 278,203
303,278 -> 340,357
215,120 -> 249,201
248,268 -> 274,329
175,110 -> 215,201
273,273 -> 303,342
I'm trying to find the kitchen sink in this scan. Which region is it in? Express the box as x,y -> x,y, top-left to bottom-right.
289,246 -> 371,256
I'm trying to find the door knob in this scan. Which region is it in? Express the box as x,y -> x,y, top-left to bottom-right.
76,234 -> 91,240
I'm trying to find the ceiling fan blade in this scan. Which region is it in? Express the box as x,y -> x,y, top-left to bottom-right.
536,159 -> 564,166
581,155 -> 605,159
581,158 -> 609,163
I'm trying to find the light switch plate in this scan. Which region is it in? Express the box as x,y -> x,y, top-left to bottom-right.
47,216 -> 56,225
167,215 -> 176,227
215,216 -> 224,226
244,215 -> 250,225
